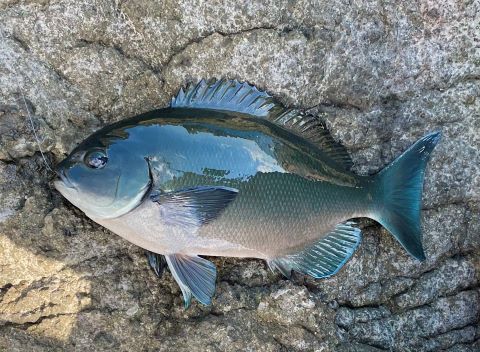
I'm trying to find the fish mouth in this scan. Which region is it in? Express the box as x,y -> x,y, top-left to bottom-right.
56,169 -> 75,189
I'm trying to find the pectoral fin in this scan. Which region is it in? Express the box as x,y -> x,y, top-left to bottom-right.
165,254 -> 217,308
150,186 -> 238,231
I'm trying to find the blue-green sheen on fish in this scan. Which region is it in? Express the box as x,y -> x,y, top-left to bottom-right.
54,79 -> 441,307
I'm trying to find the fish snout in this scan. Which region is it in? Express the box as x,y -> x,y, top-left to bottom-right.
55,163 -> 75,189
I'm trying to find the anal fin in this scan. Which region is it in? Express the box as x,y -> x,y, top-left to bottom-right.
268,222 -> 361,279
165,254 -> 217,308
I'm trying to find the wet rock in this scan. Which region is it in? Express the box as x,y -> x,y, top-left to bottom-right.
0,0 -> 478,351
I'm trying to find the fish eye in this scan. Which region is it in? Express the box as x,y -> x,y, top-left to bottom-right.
84,150 -> 108,169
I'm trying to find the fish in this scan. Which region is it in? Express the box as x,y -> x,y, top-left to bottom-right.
54,79 -> 441,307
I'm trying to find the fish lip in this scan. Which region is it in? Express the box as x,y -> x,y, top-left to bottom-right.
57,169 -> 75,189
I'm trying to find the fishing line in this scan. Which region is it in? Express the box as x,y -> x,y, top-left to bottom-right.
21,93 -> 54,173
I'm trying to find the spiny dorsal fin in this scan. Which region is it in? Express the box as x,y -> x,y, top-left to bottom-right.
268,221 -> 361,279
171,79 -> 353,169
171,78 -> 276,117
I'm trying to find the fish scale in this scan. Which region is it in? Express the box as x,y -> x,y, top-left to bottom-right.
197,171 -> 366,256
55,79 -> 441,307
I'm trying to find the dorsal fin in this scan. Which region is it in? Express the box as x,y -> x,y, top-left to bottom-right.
171,78 -> 276,116
270,110 -> 353,169
171,79 -> 353,169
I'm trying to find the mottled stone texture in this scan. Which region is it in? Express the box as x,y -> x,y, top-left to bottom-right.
0,0 -> 479,351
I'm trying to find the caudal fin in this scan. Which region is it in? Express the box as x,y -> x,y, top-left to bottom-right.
371,132 -> 441,260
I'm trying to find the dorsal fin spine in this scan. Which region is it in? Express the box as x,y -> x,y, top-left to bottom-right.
170,78 -> 353,169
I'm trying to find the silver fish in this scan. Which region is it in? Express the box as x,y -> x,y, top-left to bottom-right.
54,79 -> 441,307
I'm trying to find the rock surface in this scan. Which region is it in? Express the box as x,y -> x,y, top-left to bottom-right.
0,0 -> 479,351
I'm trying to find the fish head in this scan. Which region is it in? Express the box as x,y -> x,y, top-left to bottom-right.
54,129 -> 152,219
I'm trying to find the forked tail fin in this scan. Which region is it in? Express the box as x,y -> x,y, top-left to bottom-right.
371,132 -> 441,260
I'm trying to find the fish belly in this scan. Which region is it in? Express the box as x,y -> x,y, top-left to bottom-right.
91,199 -> 265,258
